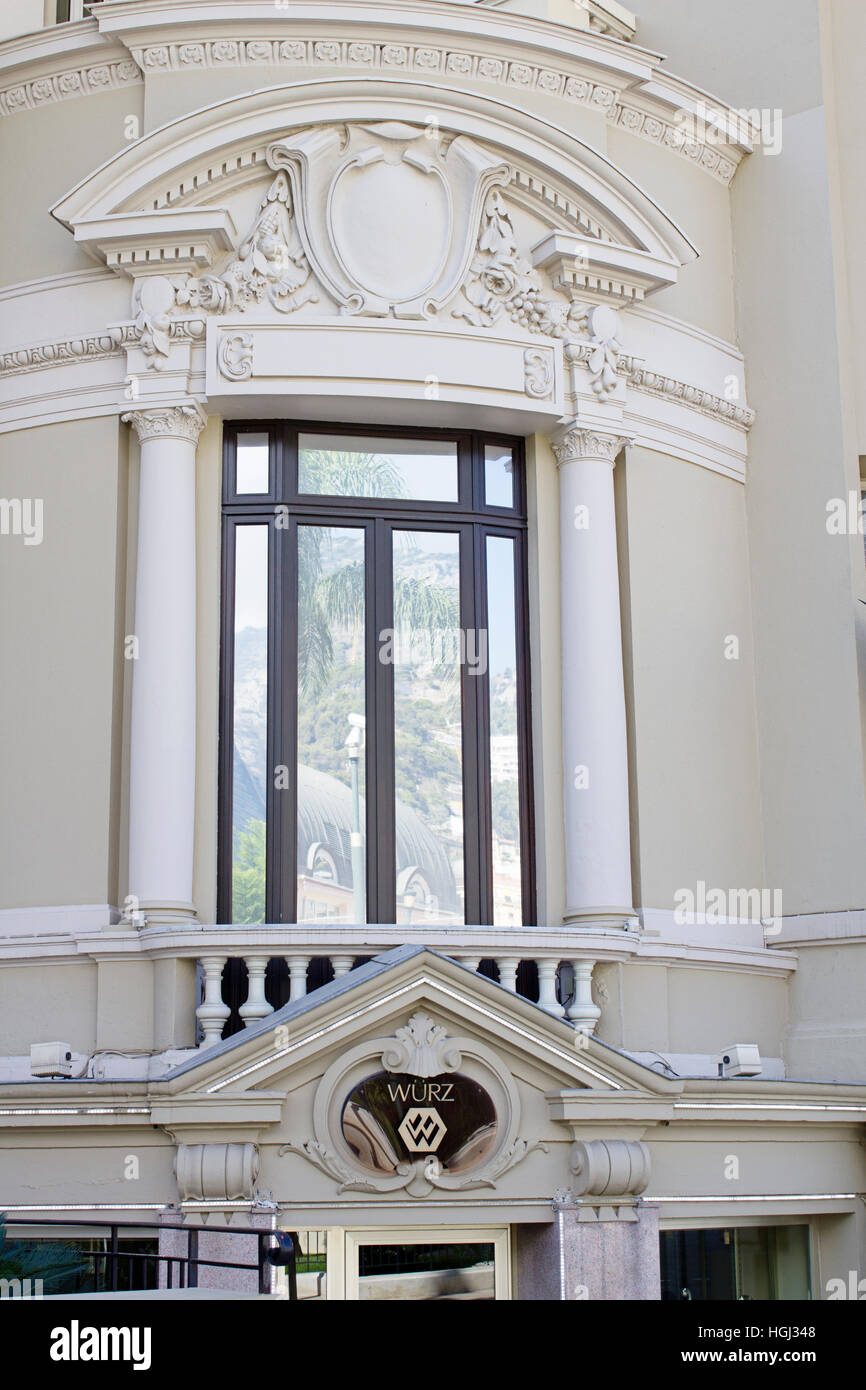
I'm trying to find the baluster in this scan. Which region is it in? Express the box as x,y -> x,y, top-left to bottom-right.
496,957 -> 519,993
537,958 -> 565,1016
460,956 -> 481,974
239,955 -> 273,1025
286,954 -> 310,1002
331,955 -> 354,978
196,956 -> 230,1047
567,959 -> 601,1032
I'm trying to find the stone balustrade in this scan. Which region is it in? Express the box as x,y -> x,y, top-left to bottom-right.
176,924 -> 642,1048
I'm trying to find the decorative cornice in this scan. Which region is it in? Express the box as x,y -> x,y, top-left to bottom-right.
552,427 -> 632,466
0,326 -> 754,432
0,330 -> 127,377
122,403 -> 207,444
627,365 -> 755,429
0,24 -> 739,183
0,57 -> 141,118
612,101 -> 736,183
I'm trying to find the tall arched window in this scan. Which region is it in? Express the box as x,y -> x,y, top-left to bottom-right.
220,422 -> 534,927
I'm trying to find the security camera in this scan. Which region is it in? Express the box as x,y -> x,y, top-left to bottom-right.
30,1042 -> 74,1078
718,1044 -> 762,1077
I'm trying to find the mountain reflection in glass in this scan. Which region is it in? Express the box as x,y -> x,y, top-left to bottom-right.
297,525 -> 367,924
486,535 -> 522,925
392,531 -> 464,924
298,434 -> 458,502
341,1071 -> 498,1175
231,525 -> 269,924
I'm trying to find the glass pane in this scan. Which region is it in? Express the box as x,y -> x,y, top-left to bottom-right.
297,526 -> 367,924
487,536 -> 522,925
342,1071 -> 498,1175
236,432 -> 269,494
484,445 -> 514,508
231,525 -> 268,923
299,434 -> 458,502
357,1243 -> 495,1301
392,530 -> 464,924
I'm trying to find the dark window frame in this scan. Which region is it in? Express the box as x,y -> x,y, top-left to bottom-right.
219,419 -> 536,927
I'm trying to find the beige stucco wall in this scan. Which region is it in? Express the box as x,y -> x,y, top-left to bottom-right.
606,128 -> 736,343
733,106 -> 866,916
0,415 -> 125,909
0,0 -> 44,46
617,444 -> 763,912
595,959 -> 788,1058
0,87 -> 143,287
0,961 -> 97,1054
783,941 -> 866,1083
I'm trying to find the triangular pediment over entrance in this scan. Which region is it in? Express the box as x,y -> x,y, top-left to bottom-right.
149,948 -> 679,1207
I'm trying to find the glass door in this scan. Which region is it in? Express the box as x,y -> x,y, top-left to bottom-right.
337,1227 -> 510,1300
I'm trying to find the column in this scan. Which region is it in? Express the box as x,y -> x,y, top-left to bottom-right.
515,1140 -> 658,1300
551,427 -> 634,927
123,404 -> 206,928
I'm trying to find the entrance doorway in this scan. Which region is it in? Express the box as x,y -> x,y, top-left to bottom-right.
326,1226 -> 510,1299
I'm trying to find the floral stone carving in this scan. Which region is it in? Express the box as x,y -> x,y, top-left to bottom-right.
178,171 -> 318,317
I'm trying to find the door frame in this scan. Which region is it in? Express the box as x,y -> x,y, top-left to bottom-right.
326,1225 -> 511,1300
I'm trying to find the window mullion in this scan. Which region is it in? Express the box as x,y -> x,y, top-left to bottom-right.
371,518 -> 396,924
476,523 -> 495,925
270,514 -> 298,923
217,516 -> 236,924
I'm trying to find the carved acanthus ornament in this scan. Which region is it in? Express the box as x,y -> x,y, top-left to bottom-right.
454,189 -> 579,337
178,172 -> 317,317
122,404 -> 207,445
381,1012 -> 462,1078
552,428 -> 632,468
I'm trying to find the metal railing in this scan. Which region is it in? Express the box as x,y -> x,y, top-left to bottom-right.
2,1217 -> 298,1298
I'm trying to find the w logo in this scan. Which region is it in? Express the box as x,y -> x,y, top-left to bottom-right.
398,1107 -> 447,1153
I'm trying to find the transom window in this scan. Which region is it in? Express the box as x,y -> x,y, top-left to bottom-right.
220,422 -> 534,928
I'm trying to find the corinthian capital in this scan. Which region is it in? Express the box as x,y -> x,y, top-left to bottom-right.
551,427 -> 632,468
122,403 -> 207,445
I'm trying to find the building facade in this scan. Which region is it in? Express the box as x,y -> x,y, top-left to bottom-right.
1,0 -> 865,1301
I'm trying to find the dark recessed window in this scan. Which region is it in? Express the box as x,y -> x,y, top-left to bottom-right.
220,422 -> 534,927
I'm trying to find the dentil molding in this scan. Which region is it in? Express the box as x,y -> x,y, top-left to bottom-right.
0,57 -> 141,118
112,37 -> 739,184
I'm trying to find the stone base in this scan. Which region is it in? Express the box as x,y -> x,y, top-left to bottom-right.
157,1209 -> 277,1294
516,1199 -> 660,1300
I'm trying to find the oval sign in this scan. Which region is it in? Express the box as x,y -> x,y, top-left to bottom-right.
341,1071 -> 498,1175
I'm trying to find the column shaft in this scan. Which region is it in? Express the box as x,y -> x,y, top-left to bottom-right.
124,405 -> 205,925
553,428 -> 633,924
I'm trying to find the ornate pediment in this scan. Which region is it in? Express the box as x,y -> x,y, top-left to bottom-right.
280,1009 -> 547,1198
266,121 -> 511,317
